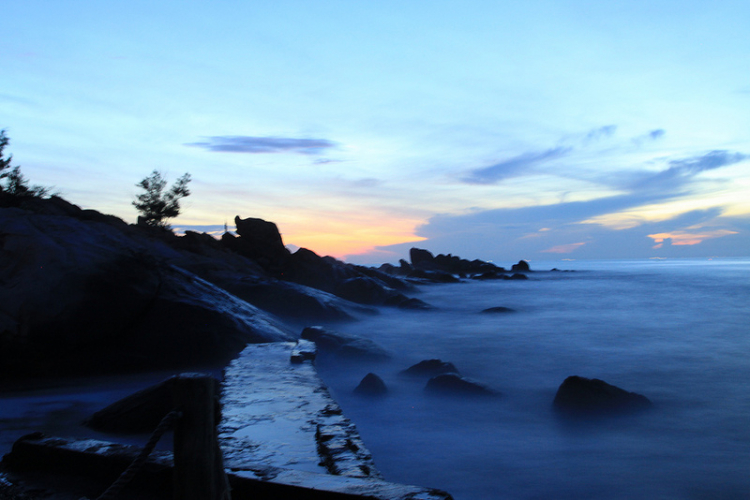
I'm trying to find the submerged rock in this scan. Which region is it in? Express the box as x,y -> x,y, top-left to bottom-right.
300,326 -> 390,360
552,376 -> 652,416
480,306 -> 516,314
354,373 -> 388,396
424,374 -> 498,397
399,359 -> 459,378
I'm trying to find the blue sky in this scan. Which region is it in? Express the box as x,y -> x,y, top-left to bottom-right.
3,0 -> 749,265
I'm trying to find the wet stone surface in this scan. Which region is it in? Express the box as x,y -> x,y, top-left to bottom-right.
219,342 -> 381,479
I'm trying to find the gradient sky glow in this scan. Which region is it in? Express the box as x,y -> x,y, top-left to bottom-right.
4,1 -> 749,264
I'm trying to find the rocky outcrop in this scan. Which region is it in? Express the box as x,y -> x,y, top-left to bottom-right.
354,373 -> 388,396
300,326 -> 390,360
511,260 -> 530,272
225,216 -> 291,272
400,359 -> 459,378
424,374 -> 498,397
0,204 -> 295,378
552,376 -> 652,416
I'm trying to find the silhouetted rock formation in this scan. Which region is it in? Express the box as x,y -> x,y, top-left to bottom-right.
354,373 -> 388,396
400,359 -> 459,378
552,376 -> 652,416
229,216 -> 291,272
0,205 -> 294,378
424,374 -> 498,397
511,260 -> 530,272
300,326 -> 391,360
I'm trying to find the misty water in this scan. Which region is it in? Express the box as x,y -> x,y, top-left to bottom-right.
1,259 -> 748,499
315,259 -> 750,500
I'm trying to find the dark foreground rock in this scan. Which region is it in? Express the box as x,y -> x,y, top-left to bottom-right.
0,205 -> 294,378
354,373 -> 388,396
424,374 -> 498,397
399,359 -> 459,378
300,326 -> 391,360
553,376 -> 652,416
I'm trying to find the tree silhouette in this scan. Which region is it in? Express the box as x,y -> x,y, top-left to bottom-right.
133,170 -> 192,228
1,130 -> 14,190
0,129 -> 51,198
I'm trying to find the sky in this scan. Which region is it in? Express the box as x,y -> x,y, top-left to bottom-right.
3,0 -> 749,265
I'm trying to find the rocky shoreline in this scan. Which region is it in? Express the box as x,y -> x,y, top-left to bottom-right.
0,194 -> 530,381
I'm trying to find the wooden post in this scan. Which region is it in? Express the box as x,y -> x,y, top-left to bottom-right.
172,373 -> 226,500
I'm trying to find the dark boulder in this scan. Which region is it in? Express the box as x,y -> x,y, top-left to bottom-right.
300,326 -> 390,360
504,273 -> 528,280
354,373 -> 388,396
336,276 -> 392,304
511,260 -> 530,272
0,207 -> 293,379
220,277 -> 373,322
481,306 -> 515,313
229,216 -> 291,272
410,248 -> 436,269
553,376 -> 652,416
400,359 -> 459,378
384,295 -> 432,310
471,271 -> 504,280
425,374 -> 498,397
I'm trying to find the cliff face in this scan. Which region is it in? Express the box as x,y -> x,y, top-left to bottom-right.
0,196 -> 414,379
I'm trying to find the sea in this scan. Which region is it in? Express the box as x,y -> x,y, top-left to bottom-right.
314,258 -> 750,500
1,259 -> 748,499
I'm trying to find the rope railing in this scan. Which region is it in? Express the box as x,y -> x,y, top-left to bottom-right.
85,410 -> 182,500
82,373 -> 230,500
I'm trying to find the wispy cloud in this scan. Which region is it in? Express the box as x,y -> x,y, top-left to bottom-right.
583,125 -> 617,143
462,146 -> 571,184
630,150 -> 748,192
631,129 -> 665,146
186,136 -> 337,155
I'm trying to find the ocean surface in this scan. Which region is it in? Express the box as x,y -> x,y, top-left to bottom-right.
1,259 -> 748,499
315,259 -> 750,500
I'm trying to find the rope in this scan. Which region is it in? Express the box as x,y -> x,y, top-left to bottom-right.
88,409 -> 182,500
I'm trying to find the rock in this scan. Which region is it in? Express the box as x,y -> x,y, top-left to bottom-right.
480,306 -> 515,314
0,205 -> 294,379
85,376 -> 220,433
471,271 -> 504,280
424,374 -> 498,397
504,273 -> 528,280
384,295 -> 432,310
290,339 -> 317,364
300,326 -> 390,360
400,359 -> 459,378
511,260 -> 530,272
336,276 -> 393,304
354,373 -> 388,396
218,277 -> 374,322
282,248 -> 417,307
552,376 -> 652,416
410,248 -> 436,269
230,216 -> 291,272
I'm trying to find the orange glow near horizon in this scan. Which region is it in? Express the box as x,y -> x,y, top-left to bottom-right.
280,218 -> 427,259
647,229 -> 737,248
